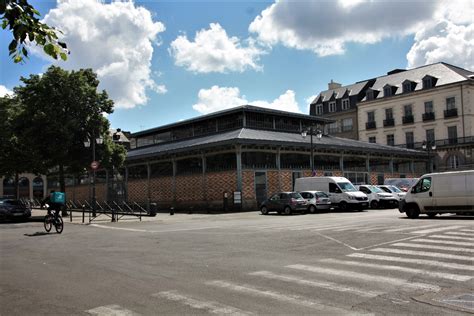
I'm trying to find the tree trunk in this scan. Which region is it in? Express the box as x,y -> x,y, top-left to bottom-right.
59,164 -> 68,216
15,172 -> 19,200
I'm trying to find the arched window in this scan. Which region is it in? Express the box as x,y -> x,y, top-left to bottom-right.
3,178 -> 15,197
18,177 -> 30,198
33,177 -> 44,199
446,154 -> 460,169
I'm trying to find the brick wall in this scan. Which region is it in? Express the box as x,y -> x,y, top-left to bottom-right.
267,170 -> 279,197
280,171 -> 292,192
149,176 -> 173,202
176,174 -> 204,202
206,171 -> 237,201
242,171 -> 255,200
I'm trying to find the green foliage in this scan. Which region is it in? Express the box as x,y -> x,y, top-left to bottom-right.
1,0 -> 68,63
10,66 -> 126,191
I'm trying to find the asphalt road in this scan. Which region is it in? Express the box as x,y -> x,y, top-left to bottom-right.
1,209 -> 473,315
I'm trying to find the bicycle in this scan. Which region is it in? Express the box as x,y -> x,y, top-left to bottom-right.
43,207 -> 64,234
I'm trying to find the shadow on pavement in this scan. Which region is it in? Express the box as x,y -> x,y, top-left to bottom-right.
24,231 -> 57,237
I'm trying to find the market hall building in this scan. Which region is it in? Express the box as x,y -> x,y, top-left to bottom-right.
107,105 -> 427,211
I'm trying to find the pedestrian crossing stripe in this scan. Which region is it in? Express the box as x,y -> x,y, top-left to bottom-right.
348,253 -> 474,271
392,242 -> 474,253
249,270 -> 382,298
414,225 -> 466,234
286,264 -> 440,292
413,238 -> 474,247
383,224 -> 444,233
444,232 -> 474,237
429,235 -> 474,242
153,291 -> 251,315
370,247 -> 474,261
86,304 -> 139,316
320,258 -> 472,281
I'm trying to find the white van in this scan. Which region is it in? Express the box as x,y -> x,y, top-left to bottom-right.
399,170 -> 474,218
295,177 -> 368,211
356,185 -> 399,209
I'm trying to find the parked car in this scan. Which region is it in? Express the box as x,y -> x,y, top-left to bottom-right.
294,177 -> 368,211
260,192 -> 307,215
378,185 -> 406,201
384,178 -> 418,192
0,197 -> 31,220
299,191 -> 331,213
400,170 -> 474,218
356,185 -> 399,209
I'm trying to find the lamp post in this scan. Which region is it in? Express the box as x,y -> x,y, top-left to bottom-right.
84,133 -> 103,217
422,140 -> 436,173
301,127 -> 323,176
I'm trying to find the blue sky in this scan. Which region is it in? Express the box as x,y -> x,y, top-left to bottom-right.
1,0 -> 472,133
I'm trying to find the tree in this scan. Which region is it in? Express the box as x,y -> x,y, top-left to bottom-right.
12,66 -> 126,203
1,0 -> 68,63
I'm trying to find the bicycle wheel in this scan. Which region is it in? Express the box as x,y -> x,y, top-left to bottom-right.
55,216 -> 64,234
44,215 -> 52,232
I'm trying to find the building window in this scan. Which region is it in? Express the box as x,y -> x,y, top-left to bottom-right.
316,104 -> 323,115
384,86 -> 392,97
447,155 -> 459,169
387,134 -> 395,146
446,97 -> 456,110
426,129 -> 435,143
405,131 -> 414,149
367,111 -> 375,122
404,104 -> 413,116
341,118 -> 353,132
368,136 -> 376,143
329,101 -> 336,112
342,98 -> 350,110
328,122 -> 339,134
424,101 -> 433,113
448,126 -> 457,144
385,108 -> 393,120
423,77 -> 433,89
366,90 -> 374,100
403,82 -> 412,93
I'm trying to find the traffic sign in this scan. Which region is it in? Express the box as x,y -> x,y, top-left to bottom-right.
91,161 -> 99,170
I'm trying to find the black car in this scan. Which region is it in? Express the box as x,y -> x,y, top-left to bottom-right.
0,197 -> 31,220
260,192 -> 307,215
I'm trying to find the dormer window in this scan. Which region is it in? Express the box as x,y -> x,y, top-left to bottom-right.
366,90 -> 374,100
384,86 -> 392,97
402,80 -> 415,93
329,101 -> 336,112
422,75 -> 437,89
316,104 -> 323,115
342,98 -> 350,110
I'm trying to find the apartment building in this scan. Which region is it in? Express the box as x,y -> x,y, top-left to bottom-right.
357,63 -> 474,172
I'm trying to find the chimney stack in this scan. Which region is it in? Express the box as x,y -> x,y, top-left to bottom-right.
328,79 -> 342,90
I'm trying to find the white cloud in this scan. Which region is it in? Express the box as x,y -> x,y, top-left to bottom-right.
0,85 -> 13,97
304,95 -> 317,114
170,23 -> 266,73
407,0 -> 474,69
41,0 -> 166,109
192,85 -> 301,114
249,0 -> 438,56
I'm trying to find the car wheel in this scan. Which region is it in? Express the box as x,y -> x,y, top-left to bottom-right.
339,201 -> 348,211
309,205 -> 316,214
406,206 -> 420,219
260,206 -> 269,215
284,206 -> 292,215
370,200 -> 379,209
427,213 -> 437,218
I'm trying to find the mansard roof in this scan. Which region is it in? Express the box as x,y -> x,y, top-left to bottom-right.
362,62 -> 473,101
311,80 -> 370,104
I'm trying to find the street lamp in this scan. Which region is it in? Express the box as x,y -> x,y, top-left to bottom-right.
422,140 -> 436,173
301,127 -> 323,176
84,133 -> 103,217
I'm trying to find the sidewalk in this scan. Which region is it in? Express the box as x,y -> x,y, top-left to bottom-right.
30,208 -> 258,225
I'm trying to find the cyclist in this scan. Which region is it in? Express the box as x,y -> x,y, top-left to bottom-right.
41,190 -> 62,220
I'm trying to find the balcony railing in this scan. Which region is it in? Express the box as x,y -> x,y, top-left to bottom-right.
402,115 -> 414,124
422,112 -> 435,121
366,121 -> 376,130
394,136 -> 474,150
444,108 -> 458,118
383,118 -> 395,127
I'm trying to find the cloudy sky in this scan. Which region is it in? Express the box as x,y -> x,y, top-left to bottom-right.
1,0 -> 472,132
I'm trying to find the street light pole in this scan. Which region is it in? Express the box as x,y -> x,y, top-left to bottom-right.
92,131 -> 96,217
302,127 -> 322,176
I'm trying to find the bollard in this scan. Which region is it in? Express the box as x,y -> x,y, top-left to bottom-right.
149,203 -> 157,217
111,208 -> 115,222
82,205 -> 85,223
70,209 -> 72,222
170,206 -> 174,216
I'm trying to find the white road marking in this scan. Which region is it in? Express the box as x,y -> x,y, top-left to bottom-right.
392,242 -> 474,253
460,229 -> 474,233
153,291 -> 252,315
89,225 -> 151,233
286,264 -> 440,292
413,226 -> 465,234
429,235 -> 474,242
320,258 -> 472,281
383,224 -> 444,233
348,253 -> 474,271
370,248 -> 474,261
314,232 -> 358,250
90,224 -> 221,233
413,238 -> 474,247
444,232 -> 474,237
328,225 -> 366,232
86,304 -> 139,316
206,280 -> 357,315
249,270 -> 382,298
355,225 -> 390,232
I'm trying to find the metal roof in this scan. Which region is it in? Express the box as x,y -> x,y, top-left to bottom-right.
127,128 -> 425,161
311,80 -> 371,104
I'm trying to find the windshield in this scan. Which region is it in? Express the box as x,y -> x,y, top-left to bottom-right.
290,193 -> 303,199
370,186 -> 384,193
389,185 -> 402,193
338,182 -> 357,192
